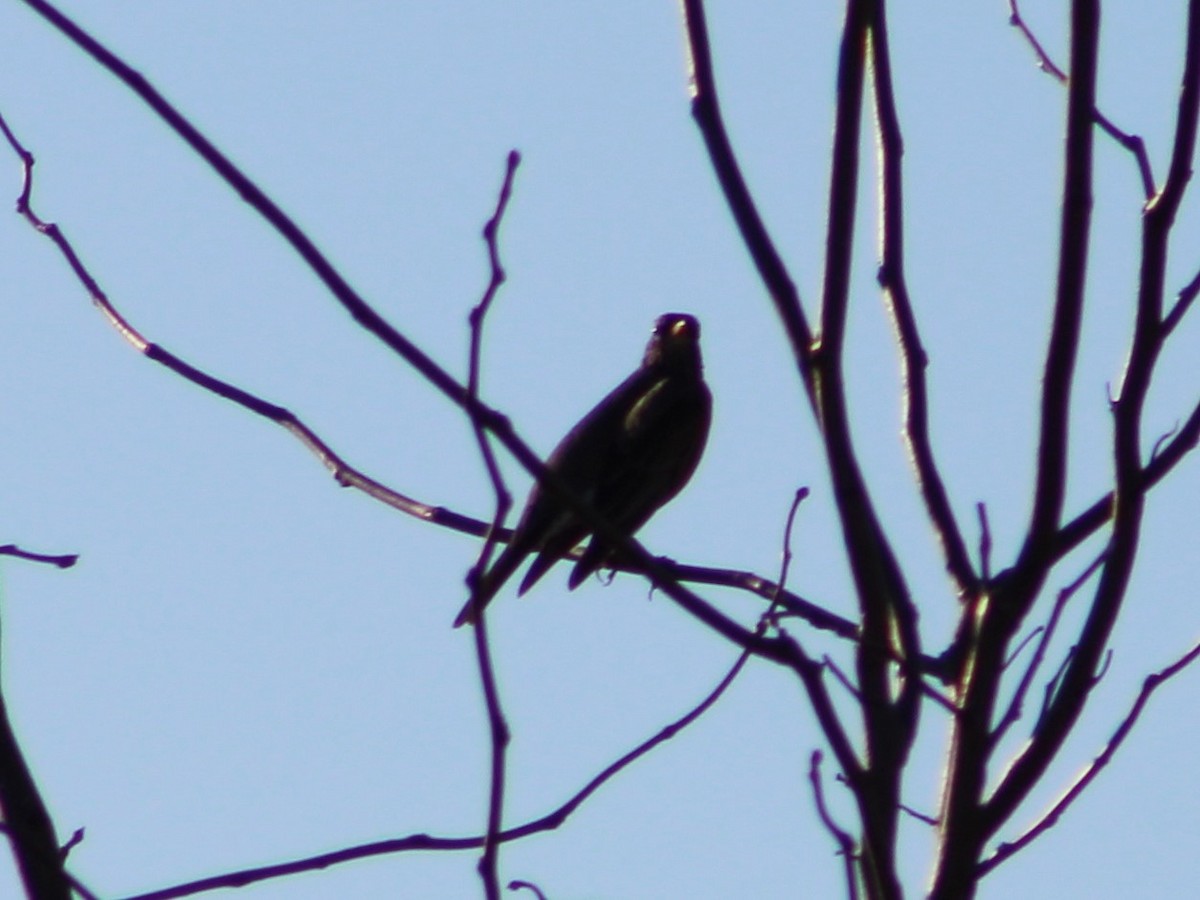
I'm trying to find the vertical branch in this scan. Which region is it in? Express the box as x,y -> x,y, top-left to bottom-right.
932,4 -> 1102,898
1018,0 -> 1099,582
986,0 -> 1200,831
868,3 -> 978,598
816,5 -> 921,898
463,153 -> 522,899
809,751 -> 861,900
462,150 -> 523,618
471,616 -> 509,900
677,12 -> 923,892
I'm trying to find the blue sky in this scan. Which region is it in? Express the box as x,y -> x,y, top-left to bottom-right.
2,3 -> 1199,898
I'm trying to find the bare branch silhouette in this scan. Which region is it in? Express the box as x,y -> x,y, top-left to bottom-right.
5,2 -> 1200,898
0,545 -> 78,569
1008,0 -> 1156,198
461,153 -> 523,900
809,751 -> 859,900
980,638 -> 1200,876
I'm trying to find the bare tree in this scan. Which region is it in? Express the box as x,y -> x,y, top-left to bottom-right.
3,2 -> 1200,899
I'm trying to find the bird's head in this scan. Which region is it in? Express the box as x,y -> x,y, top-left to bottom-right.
643,313 -> 703,373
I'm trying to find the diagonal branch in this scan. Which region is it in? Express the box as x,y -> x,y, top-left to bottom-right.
1050,393 -> 1200,563
119,604 -> 826,900
990,551 -> 1106,747
986,0 -> 1200,837
869,0 -> 977,599
0,101 -> 939,685
677,0 -> 815,391
2,5 -> 814,672
812,6 -> 921,899
1162,265 -> 1200,337
979,638 -> 1200,876
0,674 -> 74,900
1008,0 -> 1156,199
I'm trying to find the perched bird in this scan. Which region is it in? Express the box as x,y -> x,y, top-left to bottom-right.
454,313 -> 712,627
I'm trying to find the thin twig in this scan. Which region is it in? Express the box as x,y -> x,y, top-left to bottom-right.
1148,422 -> 1180,464
822,655 -> 862,703
979,638 -> 1200,876
0,545 -> 78,569
507,881 -> 548,900
59,828 -> 85,860
462,153 -> 522,900
808,751 -> 859,900
768,487 -> 809,617
470,615 -> 507,900
1001,627 -> 1041,672
1162,266 -> 1200,337
1008,0 -> 1157,199
976,503 -> 992,582
992,552 -> 1106,746
1052,394 -> 1200,565
464,151 -> 523,596
121,599 -> 791,900
899,803 -> 939,827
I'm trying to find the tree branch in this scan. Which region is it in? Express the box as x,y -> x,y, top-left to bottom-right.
1017,0 -> 1098,581
0,545 -> 78,569
809,751 -> 860,900
986,0 -> 1200,837
869,0 -> 977,599
0,9 -> 823,676
980,638 -> 1200,876
461,154 -> 523,900
677,0 -> 815,389
1008,0 -> 1156,199
932,4 -> 1102,896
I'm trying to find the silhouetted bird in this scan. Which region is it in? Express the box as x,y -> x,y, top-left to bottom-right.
454,313 -> 712,627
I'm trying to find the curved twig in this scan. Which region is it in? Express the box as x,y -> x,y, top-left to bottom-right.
808,751 -> 860,900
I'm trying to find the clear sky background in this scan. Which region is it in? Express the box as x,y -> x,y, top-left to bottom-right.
1,3 -> 1198,898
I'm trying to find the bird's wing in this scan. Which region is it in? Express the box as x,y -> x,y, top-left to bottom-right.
498,368 -> 654,596
567,375 -> 712,589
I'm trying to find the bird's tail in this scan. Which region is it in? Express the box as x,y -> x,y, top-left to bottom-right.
452,543 -> 527,628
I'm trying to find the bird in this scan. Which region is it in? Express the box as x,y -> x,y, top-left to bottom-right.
453,312 -> 712,627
